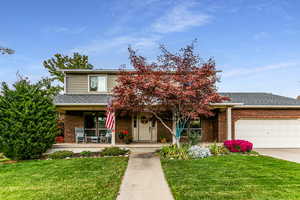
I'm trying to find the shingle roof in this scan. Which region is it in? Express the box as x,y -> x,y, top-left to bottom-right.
54,94 -> 111,104
54,93 -> 300,106
220,92 -> 300,106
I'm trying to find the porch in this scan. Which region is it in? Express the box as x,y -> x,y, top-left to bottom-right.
56,106 -> 231,146
59,110 -> 177,144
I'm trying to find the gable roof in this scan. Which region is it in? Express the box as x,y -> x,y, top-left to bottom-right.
54,92 -> 300,107
221,92 -> 300,106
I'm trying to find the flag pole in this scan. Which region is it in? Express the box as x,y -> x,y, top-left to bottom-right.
111,113 -> 116,146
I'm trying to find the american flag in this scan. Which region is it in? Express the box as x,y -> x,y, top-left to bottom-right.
105,111 -> 115,130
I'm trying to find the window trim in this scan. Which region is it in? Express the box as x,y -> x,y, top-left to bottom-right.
88,74 -> 108,93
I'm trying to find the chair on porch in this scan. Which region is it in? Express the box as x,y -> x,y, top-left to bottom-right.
99,130 -> 112,144
75,128 -> 85,143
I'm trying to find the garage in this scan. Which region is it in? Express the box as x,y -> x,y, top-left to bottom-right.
235,119 -> 300,148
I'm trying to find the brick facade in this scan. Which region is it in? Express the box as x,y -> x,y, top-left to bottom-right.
62,111 -> 224,143
115,115 -> 132,144
201,117 -> 218,142
157,120 -> 173,142
62,108 -> 300,144
64,111 -> 84,143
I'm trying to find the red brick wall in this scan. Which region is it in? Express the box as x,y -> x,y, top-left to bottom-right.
201,117 -> 218,142
157,120 -> 173,142
115,115 -> 132,144
231,108 -> 300,139
64,111 -> 84,143
217,111 -> 227,142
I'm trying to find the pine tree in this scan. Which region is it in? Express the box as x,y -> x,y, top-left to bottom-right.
0,78 -> 58,160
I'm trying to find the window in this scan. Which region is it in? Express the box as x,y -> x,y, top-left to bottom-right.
89,76 -> 107,92
97,113 -> 106,128
84,112 -> 107,136
181,118 -> 202,137
133,115 -> 137,128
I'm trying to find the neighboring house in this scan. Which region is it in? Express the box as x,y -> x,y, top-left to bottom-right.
54,69 -> 300,148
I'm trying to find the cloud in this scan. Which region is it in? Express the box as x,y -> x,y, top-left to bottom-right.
71,35 -> 161,55
151,2 -> 212,33
42,26 -> 86,34
223,61 -> 299,78
253,31 -> 269,40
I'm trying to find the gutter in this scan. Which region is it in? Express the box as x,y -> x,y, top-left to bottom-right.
54,103 -> 107,106
210,103 -> 244,106
234,105 -> 300,108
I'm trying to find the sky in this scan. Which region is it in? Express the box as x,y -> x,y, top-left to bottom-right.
1,0 -> 300,97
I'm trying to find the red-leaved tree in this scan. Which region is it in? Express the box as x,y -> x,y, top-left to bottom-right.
111,43 -> 229,146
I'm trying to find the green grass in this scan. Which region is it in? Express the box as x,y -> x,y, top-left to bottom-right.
0,157 -> 128,200
162,155 -> 300,200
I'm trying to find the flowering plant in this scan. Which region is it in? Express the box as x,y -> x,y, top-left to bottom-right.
224,140 -> 253,153
118,130 -> 129,139
188,145 -> 211,159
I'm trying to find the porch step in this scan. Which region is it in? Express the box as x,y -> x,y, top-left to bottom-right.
48,143 -> 170,154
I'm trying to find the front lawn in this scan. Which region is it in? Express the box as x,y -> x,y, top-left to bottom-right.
0,157 -> 128,200
162,155 -> 300,200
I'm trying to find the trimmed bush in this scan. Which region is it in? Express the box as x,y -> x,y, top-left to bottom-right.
80,151 -> 93,157
224,140 -> 253,153
100,147 -> 129,156
0,78 -> 59,160
209,143 -> 230,156
48,150 -> 74,159
188,146 -> 211,158
159,145 -> 190,160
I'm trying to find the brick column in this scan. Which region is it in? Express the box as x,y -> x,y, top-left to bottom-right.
218,111 -> 227,142
64,112 -> 84,143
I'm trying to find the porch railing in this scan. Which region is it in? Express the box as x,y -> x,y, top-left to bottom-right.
81,128 -> 111,144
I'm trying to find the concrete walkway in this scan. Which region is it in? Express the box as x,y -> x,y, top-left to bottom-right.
117,152 -> 174,200
256,148 -> 300,163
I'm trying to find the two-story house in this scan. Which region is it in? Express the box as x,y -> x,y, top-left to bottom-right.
54,69 -> 300,148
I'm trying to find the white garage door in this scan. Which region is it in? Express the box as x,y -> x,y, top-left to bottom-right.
235,119 -> 300,148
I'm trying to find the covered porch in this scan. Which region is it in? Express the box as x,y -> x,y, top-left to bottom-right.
56,103 -> 234,146
58,108 -> 175,145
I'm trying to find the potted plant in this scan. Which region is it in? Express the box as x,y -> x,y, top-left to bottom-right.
124,135 -> 133,144
55,136 -> 64,143
118,130 -> 129,140
160,136 -> 167,143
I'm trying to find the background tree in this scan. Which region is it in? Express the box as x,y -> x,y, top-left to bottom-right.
111,43 -> 229,146
0,46 -> 15,54
0,77 -> 58,160
43,52 -> 94,83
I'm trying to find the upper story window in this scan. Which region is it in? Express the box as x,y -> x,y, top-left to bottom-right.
89,76 -> 107,92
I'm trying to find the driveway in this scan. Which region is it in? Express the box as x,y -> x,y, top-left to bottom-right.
255,149 -> 300,163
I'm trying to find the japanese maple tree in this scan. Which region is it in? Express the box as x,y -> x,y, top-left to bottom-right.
111,43 -> 229,146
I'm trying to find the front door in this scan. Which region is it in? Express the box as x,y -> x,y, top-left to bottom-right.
134,113 -> 157,142
139,114 -> 151,140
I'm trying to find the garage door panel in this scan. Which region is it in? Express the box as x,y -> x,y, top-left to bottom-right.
236,119 -> 300,148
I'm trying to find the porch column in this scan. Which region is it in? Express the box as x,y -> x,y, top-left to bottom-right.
111,131 -> 116,145
227,107 -> 232,140
111,114 -> 116,146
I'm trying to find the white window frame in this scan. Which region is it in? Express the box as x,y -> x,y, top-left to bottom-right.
88,75 -> 108,93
